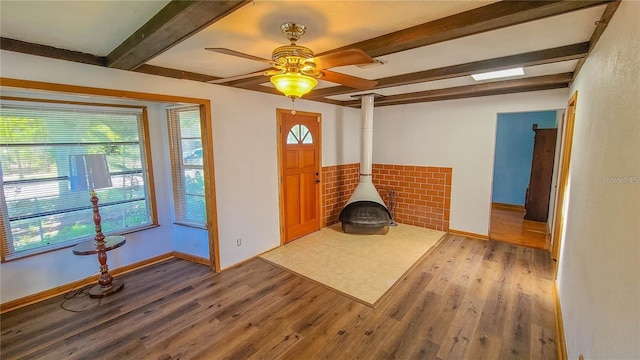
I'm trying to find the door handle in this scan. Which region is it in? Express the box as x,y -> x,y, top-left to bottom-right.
315,179 -> 321,184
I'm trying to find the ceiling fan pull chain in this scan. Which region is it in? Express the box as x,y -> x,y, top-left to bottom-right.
290,98 -> 297,115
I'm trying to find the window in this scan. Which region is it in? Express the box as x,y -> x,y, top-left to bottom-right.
0,100 -> 155,261
287,124 -> 313,144
167,106 -> 206,227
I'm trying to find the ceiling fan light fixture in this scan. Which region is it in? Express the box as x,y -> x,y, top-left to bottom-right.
270,72 -> 318,99
206,23 -> 376,94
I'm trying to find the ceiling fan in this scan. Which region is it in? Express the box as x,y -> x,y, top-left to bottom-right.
206,23 -> 379,99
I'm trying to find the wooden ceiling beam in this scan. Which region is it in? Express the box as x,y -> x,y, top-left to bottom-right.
0,37 -> 105,67
216,74 -> 271,88
322,0 -> 613,59
341,73 -> 574,107
309,42 -> 589,99
106,0 -> 251,70
134,64 -> 220,83
370,81 -> 569,107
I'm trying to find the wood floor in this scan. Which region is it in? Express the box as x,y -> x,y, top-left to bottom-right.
1,235 -> 557,360
490,204 -> 549,250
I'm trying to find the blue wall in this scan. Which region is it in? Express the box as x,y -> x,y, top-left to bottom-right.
492,111 -> 557,206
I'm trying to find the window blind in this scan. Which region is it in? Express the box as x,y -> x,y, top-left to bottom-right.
167,105 -> 206,227
0,102 -> 153,260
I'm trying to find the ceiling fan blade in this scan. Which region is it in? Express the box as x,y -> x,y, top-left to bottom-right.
308,49 -> 375,70
320,70 -> 377,90
208,71 -> 270,84
205,48 -> 274,65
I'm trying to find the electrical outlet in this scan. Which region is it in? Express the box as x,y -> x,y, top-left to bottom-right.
236,238 -> 242,246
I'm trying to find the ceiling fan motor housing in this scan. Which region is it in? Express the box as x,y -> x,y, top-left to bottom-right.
272,45 -> 316,74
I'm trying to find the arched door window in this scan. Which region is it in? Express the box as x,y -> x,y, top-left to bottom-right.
286,124 -> 313,144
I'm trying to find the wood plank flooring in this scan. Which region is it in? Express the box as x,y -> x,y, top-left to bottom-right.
490,204 -> 549,250
0,235 -> 557,359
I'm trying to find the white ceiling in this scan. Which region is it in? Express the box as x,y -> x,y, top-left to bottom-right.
148,1 -> 603,82
0,1 -> 170,56
147,0 -> 497,77
0,0 -> 610,105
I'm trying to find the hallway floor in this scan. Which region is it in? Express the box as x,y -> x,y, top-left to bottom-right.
489,203 -> 548,250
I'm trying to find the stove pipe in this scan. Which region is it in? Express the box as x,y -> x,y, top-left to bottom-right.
339,94 -> 391,234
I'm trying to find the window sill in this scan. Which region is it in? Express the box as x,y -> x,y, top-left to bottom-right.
2,224 -> 159,263
172,221 -> 207,230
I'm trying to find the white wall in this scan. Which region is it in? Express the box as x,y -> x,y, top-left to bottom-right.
209,89 -> 359,267
373,91 -> 568,235
0,50 -> 358,302
558,1 -> 640,358
322,105 -> 361,166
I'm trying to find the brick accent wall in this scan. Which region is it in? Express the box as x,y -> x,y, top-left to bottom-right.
321,163 -> 452,231
321,163 -> 360,227
372,164 -> 452,232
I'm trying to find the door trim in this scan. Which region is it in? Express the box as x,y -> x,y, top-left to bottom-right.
276,108 -> 322,245
551,91 -> 578,273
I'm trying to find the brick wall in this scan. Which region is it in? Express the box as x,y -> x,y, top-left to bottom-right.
372,164 -> 452,231
321,163 -> 452,231
321,163 -> 360,227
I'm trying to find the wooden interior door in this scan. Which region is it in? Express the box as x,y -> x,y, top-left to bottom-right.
278,110 -> 321,243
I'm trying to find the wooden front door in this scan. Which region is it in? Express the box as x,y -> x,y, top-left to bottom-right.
278,109 -> 321,243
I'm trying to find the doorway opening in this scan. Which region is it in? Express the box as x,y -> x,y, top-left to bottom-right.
490,109 -> 562,249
